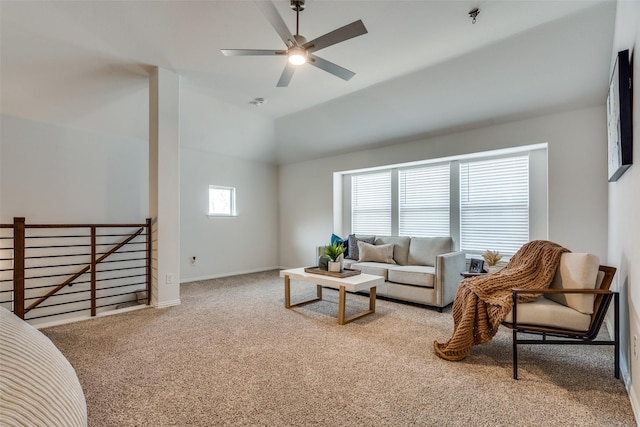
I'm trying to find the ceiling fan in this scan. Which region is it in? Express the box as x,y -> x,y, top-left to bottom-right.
221,0 -> 368,87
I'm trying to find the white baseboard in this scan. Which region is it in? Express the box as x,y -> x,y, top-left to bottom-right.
628,376 -> 640,425
34,304 -> 149,329
181,266 -> 282,283
154,299 -> 181,309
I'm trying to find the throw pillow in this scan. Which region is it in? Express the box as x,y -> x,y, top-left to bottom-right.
357,242 -> 396,264
330,233 -> 349,257
346,234 -> 375,260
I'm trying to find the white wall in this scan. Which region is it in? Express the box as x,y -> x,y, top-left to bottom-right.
0,115 -> 150,324
180,147 -> 279,281
1,113 -> 280,284
1,115 -> 148,223
279,106 -> 609,269
608,0 -> 640,418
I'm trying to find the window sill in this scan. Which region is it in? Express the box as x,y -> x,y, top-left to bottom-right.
207,214 -> 237,218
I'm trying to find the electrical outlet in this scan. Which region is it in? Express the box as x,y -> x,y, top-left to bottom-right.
634,335 -> 638,360
166,273 -> 173,284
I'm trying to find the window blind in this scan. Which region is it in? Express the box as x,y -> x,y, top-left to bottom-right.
460,155 -> 529,255
399,164 -> 450,237
351,171 -> 391,235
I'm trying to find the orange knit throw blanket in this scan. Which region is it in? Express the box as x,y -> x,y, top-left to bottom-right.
433,240 -> 570,361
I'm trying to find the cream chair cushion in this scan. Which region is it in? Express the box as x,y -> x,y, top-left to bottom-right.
544,253 -> 600,314
503,297 -> 592,332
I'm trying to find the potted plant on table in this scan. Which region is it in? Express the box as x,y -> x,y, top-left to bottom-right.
323,242 -> 347,272
482,249 -> 502,274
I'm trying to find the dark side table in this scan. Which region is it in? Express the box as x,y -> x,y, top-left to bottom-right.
460,271 -> 488,278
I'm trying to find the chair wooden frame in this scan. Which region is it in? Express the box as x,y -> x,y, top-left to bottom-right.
502,265 -> 619,380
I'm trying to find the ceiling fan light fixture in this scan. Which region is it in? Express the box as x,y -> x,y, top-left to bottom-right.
288,47 -> 307,65
221,1 -> 367,86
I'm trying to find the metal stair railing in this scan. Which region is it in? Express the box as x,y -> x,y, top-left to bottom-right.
0,217 -> 152,321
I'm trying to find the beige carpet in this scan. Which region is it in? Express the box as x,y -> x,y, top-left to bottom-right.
42,270 -> 636,426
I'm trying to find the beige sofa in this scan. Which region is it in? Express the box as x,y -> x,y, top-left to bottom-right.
323,235 -> 465,311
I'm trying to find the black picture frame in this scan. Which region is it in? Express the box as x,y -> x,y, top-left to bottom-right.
469,258 -> 484,274
607,49 -> 633,182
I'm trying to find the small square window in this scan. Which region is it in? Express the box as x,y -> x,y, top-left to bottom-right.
208,185 -> 236,216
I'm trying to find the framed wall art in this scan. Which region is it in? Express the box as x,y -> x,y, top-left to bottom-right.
607,49 -> 633,182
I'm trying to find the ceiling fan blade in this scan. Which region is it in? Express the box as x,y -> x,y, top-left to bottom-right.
221,49 -> 286,56
255,0 -> 296,47
277,63 -> 296,87
303,20 -> 367,54
308,54 -> 355,81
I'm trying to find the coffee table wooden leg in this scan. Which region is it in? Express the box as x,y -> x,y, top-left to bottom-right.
338,286 -> 346,325
284,275 -> 323,309
341,285 -> 377,325
284,275 -> 292,308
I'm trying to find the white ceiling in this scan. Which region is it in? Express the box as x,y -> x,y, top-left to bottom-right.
0,0 -> 617,164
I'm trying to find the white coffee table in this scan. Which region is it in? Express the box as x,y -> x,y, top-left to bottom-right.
280,267 -> 384,325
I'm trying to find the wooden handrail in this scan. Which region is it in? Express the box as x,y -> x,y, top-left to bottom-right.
24,223 -> 149,228
146,218 -> 152,305
91,226 -> 97,317
24,227 -> 145,314
13,217 -> 25,318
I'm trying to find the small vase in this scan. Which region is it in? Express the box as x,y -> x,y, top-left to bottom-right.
318,255 -> 331,271
328,261 -> 341,272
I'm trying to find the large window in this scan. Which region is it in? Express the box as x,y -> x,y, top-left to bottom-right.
345,147 -> 542,257
351,171 -> 391,235
399,164 -> 450,237
459,155 -> 529,255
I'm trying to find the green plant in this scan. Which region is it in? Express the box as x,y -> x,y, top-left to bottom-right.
323,242 -> 346,261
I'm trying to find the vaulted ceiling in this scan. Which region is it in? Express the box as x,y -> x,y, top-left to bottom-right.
0,1 -> 616,164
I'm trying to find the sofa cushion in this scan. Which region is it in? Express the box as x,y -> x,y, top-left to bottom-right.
343,258 -> 357,269
349,262 -> 394,280
346,234 -> 375,260
375,236 -> 411,265
503,297 -> 591,332
407,237 -> 453,267
544,253 -> 600,314
357,242 -> 396,264
388,265 -> 436,288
